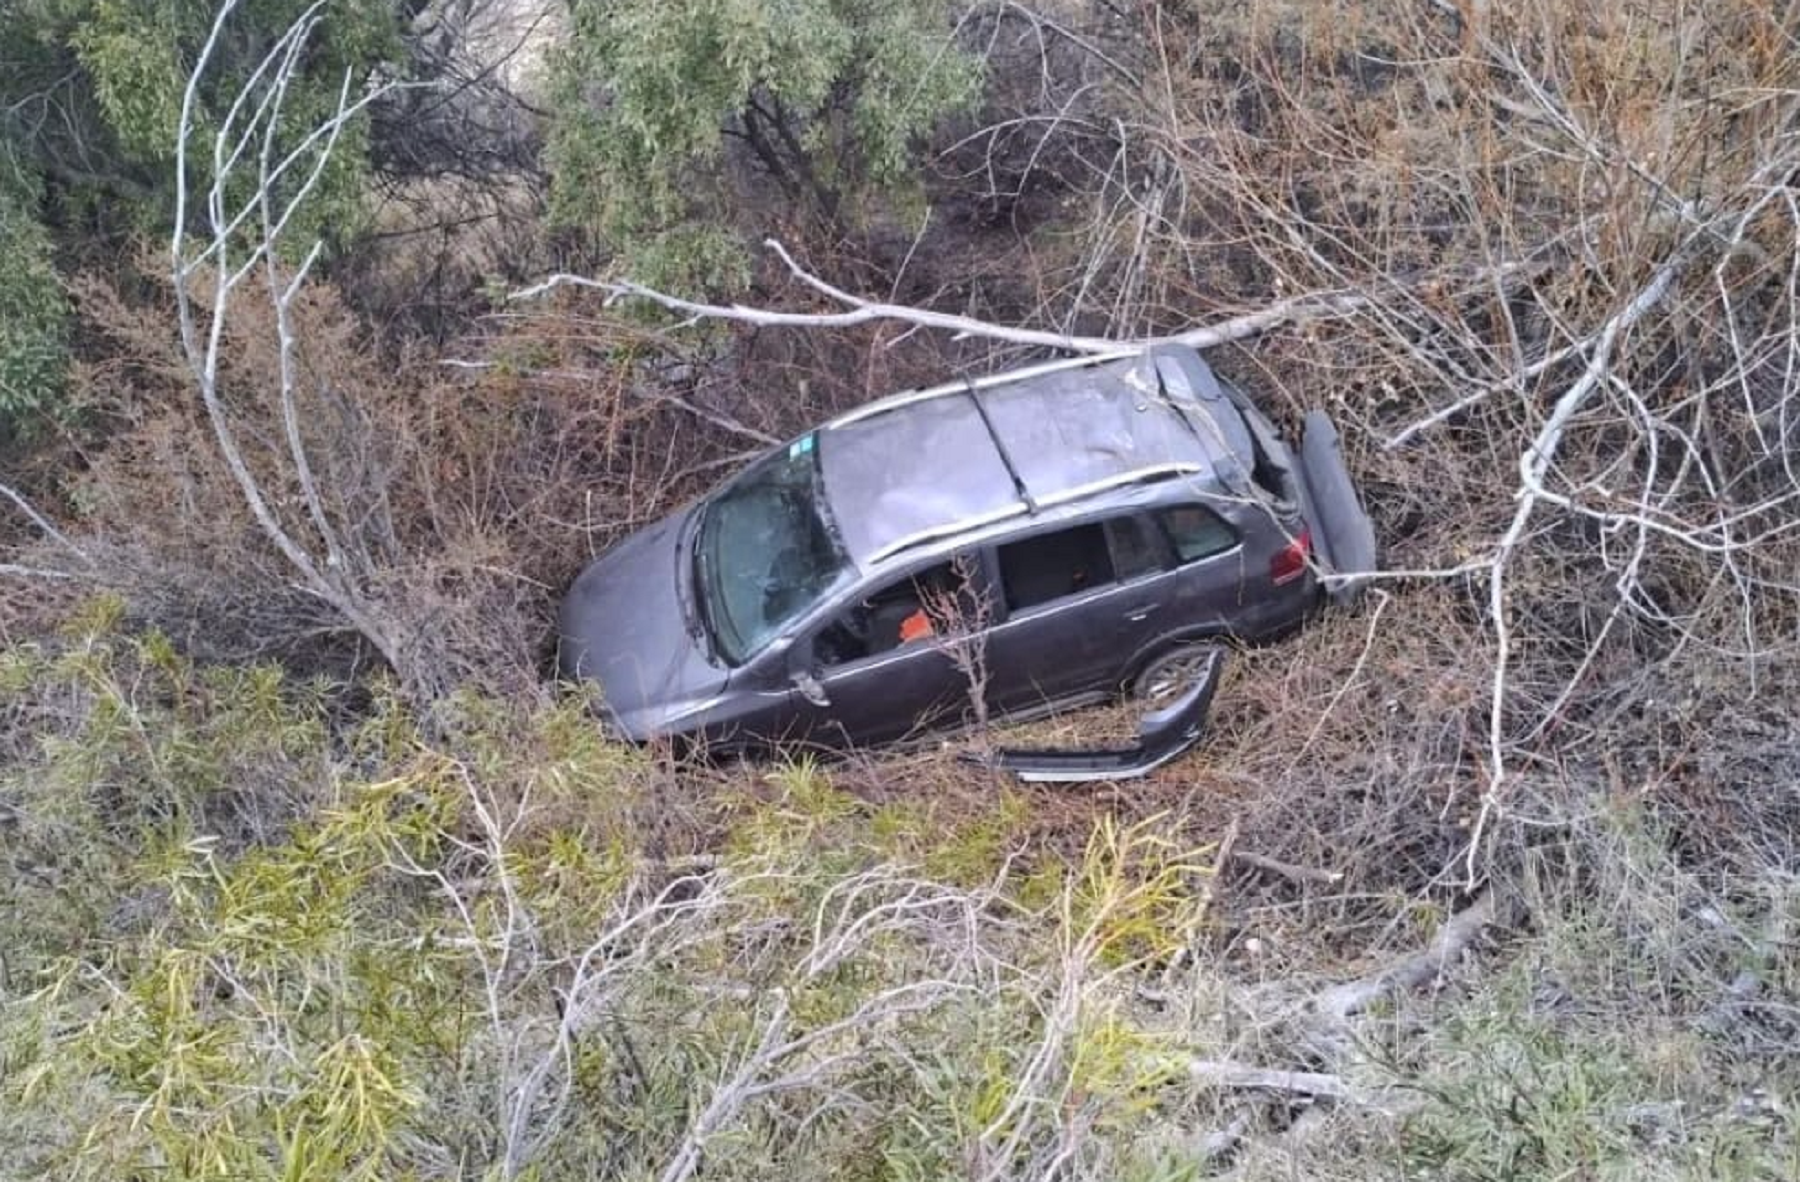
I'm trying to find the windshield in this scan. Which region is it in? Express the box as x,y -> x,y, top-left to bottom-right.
696,436 -> 851,665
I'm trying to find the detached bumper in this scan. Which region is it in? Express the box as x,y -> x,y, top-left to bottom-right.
1294,410 -> 1378,606
966,649 -> 1226,784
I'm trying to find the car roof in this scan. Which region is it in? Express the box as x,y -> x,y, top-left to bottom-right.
815,347 -> 1249,569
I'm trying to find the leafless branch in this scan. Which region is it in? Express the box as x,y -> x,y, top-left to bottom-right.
511,237 -> 1399,354
0,562 -> 82,581
170,0 -> 423,680
1228,850 -> 1344,888
0,481 -> 86,562
1186,1058 -> 1353,1100
1314,889 -> 1507,1025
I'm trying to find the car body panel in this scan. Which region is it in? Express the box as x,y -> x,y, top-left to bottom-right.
969,647 -> 1226,784
820,393 -> 1022,568
1293,410 -> 1379,604
556,509 -> 732,738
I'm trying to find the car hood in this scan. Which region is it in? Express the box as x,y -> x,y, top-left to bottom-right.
557,510 -> 729,738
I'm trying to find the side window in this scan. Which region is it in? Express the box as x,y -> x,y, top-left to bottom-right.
813,559 -> 978,667
1106,516 -> 1165,581
997,523 -> 1117,612
1157,504 -> 1239,563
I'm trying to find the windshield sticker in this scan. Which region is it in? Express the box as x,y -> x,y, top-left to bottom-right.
789,433 -> 816,459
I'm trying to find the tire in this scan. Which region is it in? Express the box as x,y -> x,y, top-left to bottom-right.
1131,642 -> 1225,705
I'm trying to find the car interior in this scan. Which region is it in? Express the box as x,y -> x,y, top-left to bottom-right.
814,561 -> 972,666
996,523 -> 1117,610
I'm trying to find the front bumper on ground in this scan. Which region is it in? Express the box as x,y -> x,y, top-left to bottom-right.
965,648 -> 1226,784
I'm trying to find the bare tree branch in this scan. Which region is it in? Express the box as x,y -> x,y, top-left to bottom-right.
0,481 -> 85,561
1314,889 -> 1507,1024
170,0 -> 423,680
510,237 -> 1412,355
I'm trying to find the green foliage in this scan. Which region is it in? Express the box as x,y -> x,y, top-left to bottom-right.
546,0 -> 983,293
1398,973 -> 1799,1182
0,168 -> 69,428
1,0 -> 399,244
3,607 -> 1224,1181
1387,814 -> 1800,1182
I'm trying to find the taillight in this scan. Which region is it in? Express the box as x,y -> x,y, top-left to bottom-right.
1270,526 -> 1311,585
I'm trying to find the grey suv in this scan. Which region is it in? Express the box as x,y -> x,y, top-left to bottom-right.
557,345 -> 1375,748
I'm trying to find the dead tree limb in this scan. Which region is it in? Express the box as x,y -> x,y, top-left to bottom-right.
1228,850 -> 1344,887
1186,1059 -> 1353,1100
511,238 -> 1400,354
0,481 -> 86,563
1314,888 -> 1505,1025
0,562 -> 81,581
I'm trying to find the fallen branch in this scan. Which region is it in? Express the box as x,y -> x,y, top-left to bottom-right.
0,562 -> 83,581
1189,890 -> 1513,1175
1186,1058 -> 1353,1100
512,238 -> 1385,355
1314,888 -> 1506,1024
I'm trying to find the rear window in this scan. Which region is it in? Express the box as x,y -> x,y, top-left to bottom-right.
1157,505 -> 1238,563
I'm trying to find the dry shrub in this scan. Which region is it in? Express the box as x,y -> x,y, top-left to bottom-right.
59,260 -> 648,694
1038,0 -> 1800,886
55,237 -> 1001,704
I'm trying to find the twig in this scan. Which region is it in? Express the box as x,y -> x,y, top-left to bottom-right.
1229,850 -> 1344,887
1186,1058 -> 1353,1100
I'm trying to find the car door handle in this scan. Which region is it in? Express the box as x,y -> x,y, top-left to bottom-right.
1123,605 -> 1160,622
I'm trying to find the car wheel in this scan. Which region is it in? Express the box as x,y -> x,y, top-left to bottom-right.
1131,642 -> 1225,705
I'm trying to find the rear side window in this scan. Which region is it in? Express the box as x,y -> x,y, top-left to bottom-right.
1106,516 -> 1164,581
998,523 -> 1116,611
1157,505 -> 1238,563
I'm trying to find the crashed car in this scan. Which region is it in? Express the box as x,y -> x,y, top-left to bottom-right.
557,344 -> 1375,750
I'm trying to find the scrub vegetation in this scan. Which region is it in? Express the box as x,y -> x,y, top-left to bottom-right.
3,0 -> 1799,1178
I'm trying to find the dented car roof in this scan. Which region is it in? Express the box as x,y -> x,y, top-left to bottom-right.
815,349 -> 1250,569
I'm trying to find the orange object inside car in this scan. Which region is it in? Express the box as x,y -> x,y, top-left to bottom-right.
898,609 -> 935,643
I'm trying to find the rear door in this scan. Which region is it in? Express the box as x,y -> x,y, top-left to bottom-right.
1142,501 -> 1252,641
981,515 -> 1171,715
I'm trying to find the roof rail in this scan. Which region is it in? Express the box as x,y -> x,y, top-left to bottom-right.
964,379 -> 1039,514
1034,463 -> 1205,510
825,347 -> 1141,430
864,461 -> 1207,566
865,503 -> 1031,566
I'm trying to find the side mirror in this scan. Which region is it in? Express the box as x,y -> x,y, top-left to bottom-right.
791,668 -> 830,708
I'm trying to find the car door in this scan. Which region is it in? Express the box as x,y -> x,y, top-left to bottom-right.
979,516 -> 1161,715
784,557 -> 986,746
1138,501 -> 1250,644
980,506 -> 1251,716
